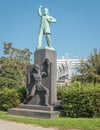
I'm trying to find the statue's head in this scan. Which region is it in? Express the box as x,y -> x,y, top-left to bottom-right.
44,8 -> 49,15
34,64 -> 40,69
33,64 -> 40,73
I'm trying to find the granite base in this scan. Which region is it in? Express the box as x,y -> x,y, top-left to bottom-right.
8,104 -> 59,118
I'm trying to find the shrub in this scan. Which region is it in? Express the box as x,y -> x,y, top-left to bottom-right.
0,65 -> 23,88
57,82 -> 100,117
0,87 -> 26,111
17,86 -> 26,102
0,87 -> 19,110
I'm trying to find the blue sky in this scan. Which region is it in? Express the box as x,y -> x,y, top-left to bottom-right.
0,0 -> 100,60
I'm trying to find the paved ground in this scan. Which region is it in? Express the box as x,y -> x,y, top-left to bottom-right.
0,120 -> 58,130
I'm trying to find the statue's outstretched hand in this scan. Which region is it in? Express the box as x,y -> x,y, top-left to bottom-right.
39,5 -> 42,8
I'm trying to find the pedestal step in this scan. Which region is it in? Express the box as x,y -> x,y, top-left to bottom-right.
19,104 -> 54,111
8,108 -> 59,118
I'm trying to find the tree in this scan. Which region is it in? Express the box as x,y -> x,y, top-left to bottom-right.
0,42 -> 32,88
3,42 -> 32,65
72,49 -> 100,84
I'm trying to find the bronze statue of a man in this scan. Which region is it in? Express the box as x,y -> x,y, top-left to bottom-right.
37,5 -> 56,49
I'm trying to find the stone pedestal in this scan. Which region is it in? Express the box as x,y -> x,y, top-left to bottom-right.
8,49 -> 59,118
8,104 -> 59,118
34,49 -> 57,105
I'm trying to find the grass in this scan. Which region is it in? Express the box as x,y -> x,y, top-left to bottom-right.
0,111 -> 100,130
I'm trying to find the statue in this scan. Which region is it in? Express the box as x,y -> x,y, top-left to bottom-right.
37,5 -> 56,49
24,59 -> 50,106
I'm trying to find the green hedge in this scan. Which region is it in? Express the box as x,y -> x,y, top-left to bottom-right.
0,87 -> 26,111
58,82 -> 100,118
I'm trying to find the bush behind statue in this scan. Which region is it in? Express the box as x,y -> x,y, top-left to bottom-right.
0,87 -> 26,111
58,82 -> 100,118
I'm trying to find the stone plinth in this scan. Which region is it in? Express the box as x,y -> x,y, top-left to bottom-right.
8,104 -> 59,118
34,49 -> 57,105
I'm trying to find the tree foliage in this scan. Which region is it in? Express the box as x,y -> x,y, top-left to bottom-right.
72,49 -> 100,84
0,43 -> 32,109
0,42 -> 32,88
3,42 -> 32,65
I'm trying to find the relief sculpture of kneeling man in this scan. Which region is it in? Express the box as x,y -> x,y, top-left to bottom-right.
24,60 -> 50,106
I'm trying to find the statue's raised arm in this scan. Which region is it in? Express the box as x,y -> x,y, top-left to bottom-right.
38,5 -> 42,17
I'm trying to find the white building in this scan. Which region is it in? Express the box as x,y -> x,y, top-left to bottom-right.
57,54 -> 85,85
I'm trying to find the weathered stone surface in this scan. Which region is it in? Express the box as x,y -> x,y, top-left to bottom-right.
8,108 -> 59,118
34,49 -> 57,106
19,104 -> 54,111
